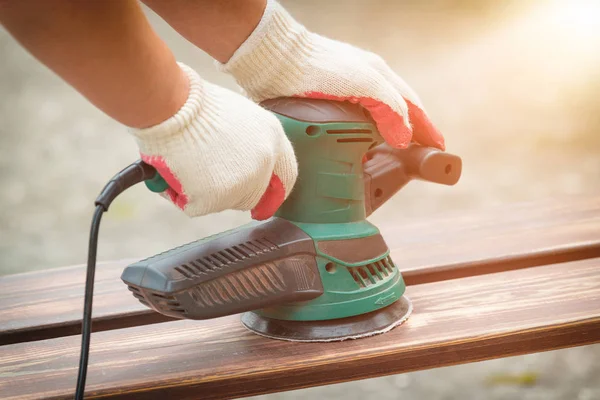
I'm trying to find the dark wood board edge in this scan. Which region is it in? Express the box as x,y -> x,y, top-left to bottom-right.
403,241 -> 600,285
0,312 -> 176,346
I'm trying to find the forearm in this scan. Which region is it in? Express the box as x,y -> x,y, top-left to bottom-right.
0,0 -> 188,128
141,0 -> 266,63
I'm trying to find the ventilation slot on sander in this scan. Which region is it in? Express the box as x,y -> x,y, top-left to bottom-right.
127,285 -> 149,306
190,262 -> 286,308
348,255 -> 396,288
150,292 -> 185,315
175,238 -> 279,279
128,286 -> 186,316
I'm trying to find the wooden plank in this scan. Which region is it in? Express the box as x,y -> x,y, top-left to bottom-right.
0,259 -> 175,346
1,194 -> 599,344
395,194 -> 600,283
1,258 -> 599,400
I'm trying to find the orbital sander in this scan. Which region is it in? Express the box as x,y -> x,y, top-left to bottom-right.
123,97 -> 462,340
75,98 -> 461,397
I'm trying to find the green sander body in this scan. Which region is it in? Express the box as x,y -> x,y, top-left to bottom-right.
122,98 -> 461,341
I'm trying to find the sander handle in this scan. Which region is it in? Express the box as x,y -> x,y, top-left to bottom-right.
363,143 -> 462,217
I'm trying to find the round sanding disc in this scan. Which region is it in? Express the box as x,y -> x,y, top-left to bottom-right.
241,295 -> 412,342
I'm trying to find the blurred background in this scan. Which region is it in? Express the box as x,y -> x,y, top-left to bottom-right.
1,0 -> 598,399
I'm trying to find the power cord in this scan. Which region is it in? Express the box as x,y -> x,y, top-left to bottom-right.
75,160 -> 158,400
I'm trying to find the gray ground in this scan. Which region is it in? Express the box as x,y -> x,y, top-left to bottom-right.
1,1 -> 599,399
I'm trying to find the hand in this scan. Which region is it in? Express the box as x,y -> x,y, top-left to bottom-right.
220,0 -> 444,151
132,63 -> 297,220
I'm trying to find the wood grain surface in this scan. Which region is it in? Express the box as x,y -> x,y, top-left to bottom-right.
1,258 -> 599,399
1,195 -> 599,345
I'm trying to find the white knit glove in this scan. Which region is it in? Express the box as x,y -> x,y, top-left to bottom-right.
220,0 -> 444,150
131,63 -> 297,220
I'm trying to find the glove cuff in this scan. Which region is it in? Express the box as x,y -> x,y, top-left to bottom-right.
130,63 -> 205,142
217,0 -> 311,101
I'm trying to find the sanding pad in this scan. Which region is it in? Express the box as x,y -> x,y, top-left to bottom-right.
241,295 -> 412,342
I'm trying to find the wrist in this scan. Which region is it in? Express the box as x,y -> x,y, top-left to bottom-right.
218,0 -> 311,99
131,63 -> 205,143
142,0 -> 268,64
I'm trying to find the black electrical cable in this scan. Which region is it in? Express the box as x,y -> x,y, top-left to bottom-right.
75,160 -> 158,400
75,204 -> 103,400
